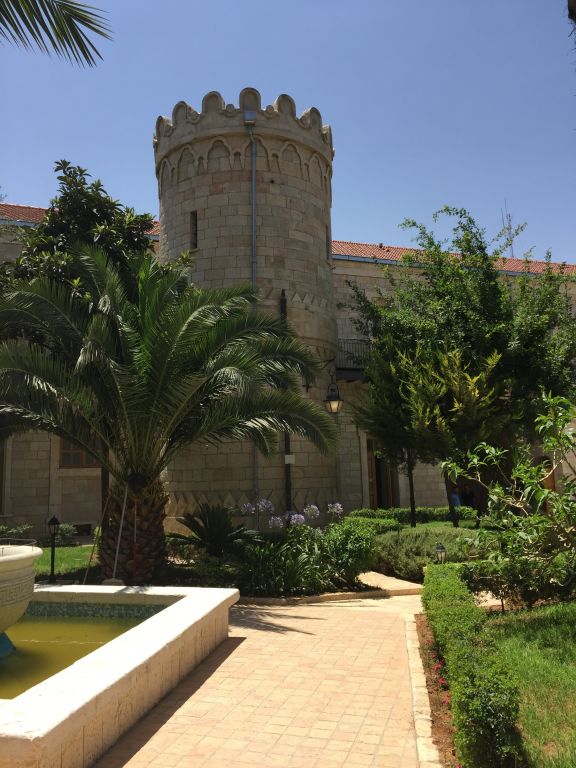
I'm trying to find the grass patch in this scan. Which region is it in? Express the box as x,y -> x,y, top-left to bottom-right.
34,544 -> 96,579
488,602 -> 576,767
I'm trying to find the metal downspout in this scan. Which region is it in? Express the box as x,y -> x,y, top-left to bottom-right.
245,113 -> 259,501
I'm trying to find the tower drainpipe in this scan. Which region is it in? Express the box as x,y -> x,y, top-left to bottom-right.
280,289 -> 293,513
244,111 -> 259,502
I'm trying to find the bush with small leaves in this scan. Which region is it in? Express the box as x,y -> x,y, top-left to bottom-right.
374,527 -> 473,582
423,565 -> 521,768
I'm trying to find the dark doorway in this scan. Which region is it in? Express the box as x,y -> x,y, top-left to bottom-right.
367,438 -> 399,509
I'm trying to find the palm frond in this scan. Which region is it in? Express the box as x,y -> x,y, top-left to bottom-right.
0,0 -> 111,66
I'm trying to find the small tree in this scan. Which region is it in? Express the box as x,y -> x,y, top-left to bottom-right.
446,394 -> 576,605
354,341 -> 433,527
2,160 -> 154,288
399,347 -> 508,526
350,208 -> 576,514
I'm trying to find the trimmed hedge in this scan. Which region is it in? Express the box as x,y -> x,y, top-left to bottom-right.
422,564 -> 521,768
349,506 -> 476,523
374,527 -> 472,582
343,516 -> 401,536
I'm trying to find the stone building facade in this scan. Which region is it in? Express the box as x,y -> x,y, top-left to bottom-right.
0,87 -> 573,537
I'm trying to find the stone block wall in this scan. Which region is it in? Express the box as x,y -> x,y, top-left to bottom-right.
1,433 -> 100,538
156,89 -> 339,513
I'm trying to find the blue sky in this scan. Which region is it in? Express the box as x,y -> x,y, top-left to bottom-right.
1,1 -> 574,261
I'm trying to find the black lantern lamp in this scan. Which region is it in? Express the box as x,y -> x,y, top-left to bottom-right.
435,542 -> 447,564
48,515 -> 60,584
324,371 -> 343,414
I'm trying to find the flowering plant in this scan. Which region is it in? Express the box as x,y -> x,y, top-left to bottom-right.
257,498 -> 275,515
289,513 -> 306,526
303,504 -> 320,520
268,515 -> 285,529
327,502 -> 344,519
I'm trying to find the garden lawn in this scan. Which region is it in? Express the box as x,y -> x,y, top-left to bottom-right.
488,602 -> 576,768
35,544 -> 95,578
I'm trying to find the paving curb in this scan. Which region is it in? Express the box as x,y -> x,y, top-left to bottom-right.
238,585 -> 421,606
405,615 -> 443,768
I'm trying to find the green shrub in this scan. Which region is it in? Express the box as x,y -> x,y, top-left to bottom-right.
239,526 -> 328,596
323,520 -> 376,586
374,527 -> 473,582
54,523 -> 78,546
423,565 -> 520,768
238,521 -> 375,596
461,553 -> 576,608
177,504 -> 256,557
0,523 -> 33,540
342,516 -> 401,536
165,534 -> 199,565
349,506 -> 476,523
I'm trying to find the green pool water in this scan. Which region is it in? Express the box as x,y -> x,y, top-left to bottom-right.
0,615 -> 141,699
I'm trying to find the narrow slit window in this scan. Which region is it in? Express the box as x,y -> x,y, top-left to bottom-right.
190,211 -> 198,250
326,226 -> 331,261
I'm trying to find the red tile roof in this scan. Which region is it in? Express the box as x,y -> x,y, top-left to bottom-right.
0,203 -> 48,224
0,203 -> 160,237
1,205 -> 572,275
332,239 -> 576,276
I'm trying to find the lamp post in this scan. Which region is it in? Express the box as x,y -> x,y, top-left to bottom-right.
435,542 -> 447,564
48,515 -> 60,584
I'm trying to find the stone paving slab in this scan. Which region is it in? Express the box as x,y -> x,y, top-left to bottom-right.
94,596 -> 427,768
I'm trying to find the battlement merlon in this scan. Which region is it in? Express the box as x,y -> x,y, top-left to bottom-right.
153,88 -> 334,170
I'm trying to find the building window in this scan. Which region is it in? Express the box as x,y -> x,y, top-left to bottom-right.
190,211 -> 198,250
326,226 -> 331,261
60,439 -> 99,468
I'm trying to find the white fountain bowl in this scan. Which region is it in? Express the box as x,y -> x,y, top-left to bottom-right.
0,545 -> 43,635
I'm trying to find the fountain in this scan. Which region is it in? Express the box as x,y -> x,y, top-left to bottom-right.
0,542 -> 43,657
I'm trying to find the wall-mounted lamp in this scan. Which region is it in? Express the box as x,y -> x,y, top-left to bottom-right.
324,370 -> 343,414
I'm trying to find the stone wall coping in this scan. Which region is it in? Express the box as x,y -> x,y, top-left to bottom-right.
0,585 -> 239,768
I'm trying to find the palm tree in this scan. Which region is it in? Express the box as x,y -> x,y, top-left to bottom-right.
0,248 -> 336,583
0,0 -> 111,66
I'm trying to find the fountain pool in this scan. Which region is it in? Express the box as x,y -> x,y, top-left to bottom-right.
0,584 -> 238,768
0,542 -> 43,657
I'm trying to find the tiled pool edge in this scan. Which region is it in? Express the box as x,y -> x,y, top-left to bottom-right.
0,585 -> 239,768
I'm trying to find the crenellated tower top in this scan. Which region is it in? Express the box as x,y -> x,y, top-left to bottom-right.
154,87 -> 333,171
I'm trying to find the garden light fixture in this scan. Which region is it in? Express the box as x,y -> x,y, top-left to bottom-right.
435,542 -> 447,564
48,515 -> 60,584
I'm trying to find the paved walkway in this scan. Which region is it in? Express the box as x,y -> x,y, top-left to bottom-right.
95,595 -> 424,768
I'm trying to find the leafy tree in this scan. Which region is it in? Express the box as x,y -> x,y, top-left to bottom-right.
0,248 -> 336,583
1,160 -> 154,288
399,346 -> 508,526
354,343 -> 431,527
350,208 -> 576,514
447,394 -> 576,606
0,0 -> 110,66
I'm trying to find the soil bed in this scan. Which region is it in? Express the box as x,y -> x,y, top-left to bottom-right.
415,612 -> 459,768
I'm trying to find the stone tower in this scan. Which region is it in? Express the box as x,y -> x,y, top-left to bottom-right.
154,88 -> 339,515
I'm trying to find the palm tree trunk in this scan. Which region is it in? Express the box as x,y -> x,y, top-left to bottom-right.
99,481 -> 168,584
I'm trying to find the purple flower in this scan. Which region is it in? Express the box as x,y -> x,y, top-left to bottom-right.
257,498 -> 275,515
327,502 -> 344,519
289,513 -> 306,526
303,504 -> 320,520
240,502 -> 255,515
268,515 -> 285,529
